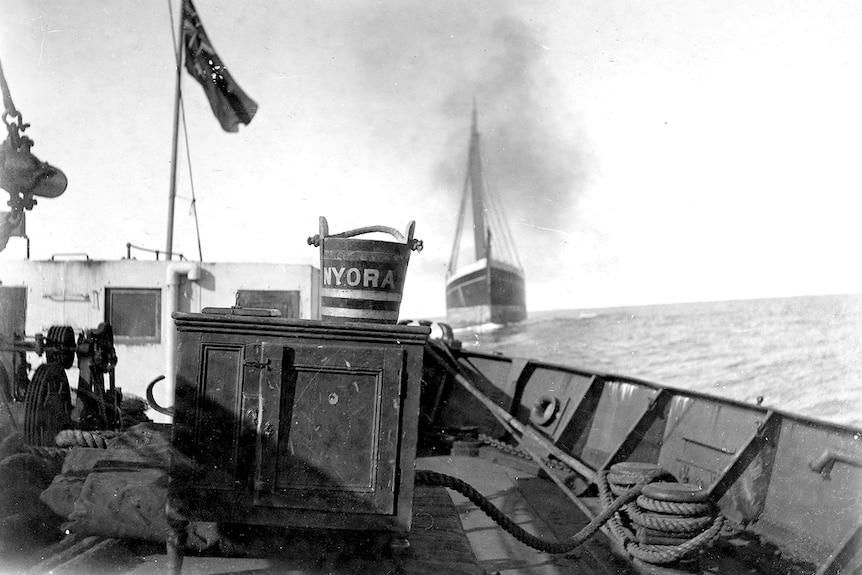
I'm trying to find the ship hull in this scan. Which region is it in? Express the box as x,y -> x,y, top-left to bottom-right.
446,260 -> 526,327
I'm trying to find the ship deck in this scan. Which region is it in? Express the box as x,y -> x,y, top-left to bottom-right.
10,453 -> 608,575
7,449 -> 798,575
419,452 -> 632,574
420,452 -> 806,575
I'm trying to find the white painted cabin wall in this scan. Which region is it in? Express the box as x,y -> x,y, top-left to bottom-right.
0,260 -> 319,422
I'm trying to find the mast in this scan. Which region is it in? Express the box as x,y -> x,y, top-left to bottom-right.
468,103 -> 488,260
165,0 -> 185,260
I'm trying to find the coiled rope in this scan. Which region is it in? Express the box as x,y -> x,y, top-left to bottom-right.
598,470 -> 724,564
635,495 -> 713,516
415,468 -> 662,554
451,436 -> 725,564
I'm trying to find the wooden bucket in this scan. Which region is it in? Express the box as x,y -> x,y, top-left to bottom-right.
307,217 -> 423,324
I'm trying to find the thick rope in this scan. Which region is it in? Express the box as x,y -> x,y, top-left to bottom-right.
626,515 -> 724,564
415,469 -> 660,554
55,429 -> 119,449
23,444 -> 70,462
625,504 -> 714,533
597,468 -> 641,543
465,433 -> 726,563
597,470 -> 724,564
635,495 -> 714,517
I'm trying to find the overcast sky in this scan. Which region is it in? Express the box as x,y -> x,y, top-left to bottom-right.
1,0 -> 861,318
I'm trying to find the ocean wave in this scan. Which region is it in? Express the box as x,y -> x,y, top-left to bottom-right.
466,294 -> 862,426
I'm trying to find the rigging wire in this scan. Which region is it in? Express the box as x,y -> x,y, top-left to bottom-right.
167,0 -> 204,262
480,164 -> 522,270
447,168 -> 471,275
179,101 -> 204,262
449,118 -> 524,274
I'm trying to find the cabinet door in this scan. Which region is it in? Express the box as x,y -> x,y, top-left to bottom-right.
255,341 -> 404,516
178,340 -> 281,495
184,341 -> 246,491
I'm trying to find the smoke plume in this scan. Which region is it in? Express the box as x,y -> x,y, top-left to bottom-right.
339,0 -> 588,234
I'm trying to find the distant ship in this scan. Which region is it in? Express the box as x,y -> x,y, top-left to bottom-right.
445,106 -> 527,327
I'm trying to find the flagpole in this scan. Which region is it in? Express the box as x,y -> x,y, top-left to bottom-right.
165,0 -> 185,260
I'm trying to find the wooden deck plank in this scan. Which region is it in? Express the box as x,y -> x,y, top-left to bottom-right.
417,454 -> 632,574
45,483 -> 482,575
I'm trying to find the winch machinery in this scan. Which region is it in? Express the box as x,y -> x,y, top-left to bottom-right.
0,323 -> 124,445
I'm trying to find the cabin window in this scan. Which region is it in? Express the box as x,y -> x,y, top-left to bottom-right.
105,288 -> 161,343
236,290 -> 300,319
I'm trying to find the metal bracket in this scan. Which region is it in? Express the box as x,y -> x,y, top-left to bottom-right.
600,388 -> 671,470
707,410 -> 781,501
809,449 -> 862,481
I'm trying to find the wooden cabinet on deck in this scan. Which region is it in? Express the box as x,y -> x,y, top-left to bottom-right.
169,312 -> 429,540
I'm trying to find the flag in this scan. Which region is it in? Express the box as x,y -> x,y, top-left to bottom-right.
182,0 -> 257,132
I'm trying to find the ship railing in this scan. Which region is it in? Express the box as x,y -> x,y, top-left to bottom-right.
423,338 -> 862,572
125,242 -> 187,261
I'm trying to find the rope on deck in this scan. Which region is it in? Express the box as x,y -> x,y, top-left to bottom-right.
635,496 -> 714,516
55,429 -> 119,449
22,444 -> 70,462
415,468 -> 660,555
435,437 -> 726,564
597,468 -> 725,564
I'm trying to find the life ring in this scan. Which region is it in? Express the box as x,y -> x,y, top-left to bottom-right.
530,395 -> 559,427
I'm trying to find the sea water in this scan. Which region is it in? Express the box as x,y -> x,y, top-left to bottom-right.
455,293 -> 862,428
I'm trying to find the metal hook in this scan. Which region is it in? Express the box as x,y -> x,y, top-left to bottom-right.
2,110 -> 27,132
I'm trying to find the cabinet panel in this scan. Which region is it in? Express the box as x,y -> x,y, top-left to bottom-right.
257,342 -> 402,515
193,344 -> 243,490
280,364 -> 381,490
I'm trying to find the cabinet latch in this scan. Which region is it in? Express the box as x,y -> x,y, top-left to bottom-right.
243,358 -> 271,370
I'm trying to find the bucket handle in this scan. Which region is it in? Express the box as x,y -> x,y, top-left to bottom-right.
308,218 -> 423,252
332,224 -> 406,242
